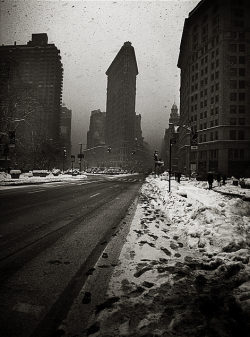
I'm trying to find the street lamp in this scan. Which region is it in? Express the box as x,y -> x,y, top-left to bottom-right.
79,142 -> 83,172
169,138 -> 177,192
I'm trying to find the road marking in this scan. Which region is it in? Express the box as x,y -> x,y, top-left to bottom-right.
28,190 -> 45,194
90,193 -> 100,198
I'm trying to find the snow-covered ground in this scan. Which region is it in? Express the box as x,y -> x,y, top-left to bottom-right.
84,176 -> 250,337
0,171 -> 88,186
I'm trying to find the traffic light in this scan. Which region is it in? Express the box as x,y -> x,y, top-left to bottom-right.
63,149 -> 67,157
107,147 -> 111,153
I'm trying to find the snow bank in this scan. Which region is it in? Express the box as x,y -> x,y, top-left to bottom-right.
86,176 -> 250,337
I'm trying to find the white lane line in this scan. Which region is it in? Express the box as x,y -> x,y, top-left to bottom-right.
90,193 -> 100,198
28,190 -> 45,194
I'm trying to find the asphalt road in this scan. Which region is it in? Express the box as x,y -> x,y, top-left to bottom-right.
0,174 -> 145,337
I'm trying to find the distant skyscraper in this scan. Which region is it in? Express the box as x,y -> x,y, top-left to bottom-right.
87,109 -> 106,149
161,103 -> 180,173
0,33 -> 63,142
178,0 -> 250,177
105,41 -> 138,168
61,106 -> 72,168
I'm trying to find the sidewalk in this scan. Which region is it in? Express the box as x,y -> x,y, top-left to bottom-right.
78,177 -> 250,337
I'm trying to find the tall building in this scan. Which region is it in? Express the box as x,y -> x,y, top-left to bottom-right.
0,33 -> 63,141
177,0 -> 250,178
105,41 -> 138,169
61,106 -> 72,169
161,103 -> 180,173
86,109 -> 106,168
0,33 -> 63,169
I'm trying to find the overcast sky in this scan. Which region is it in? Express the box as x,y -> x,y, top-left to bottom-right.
0,0 -> 200,155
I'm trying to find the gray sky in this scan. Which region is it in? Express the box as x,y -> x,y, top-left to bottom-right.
0,0 -> 200,154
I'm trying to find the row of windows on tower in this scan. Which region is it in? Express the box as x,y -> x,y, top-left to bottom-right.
196,148 -> 245,161
196,130 -> 245,143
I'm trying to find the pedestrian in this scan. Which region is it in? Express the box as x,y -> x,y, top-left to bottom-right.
207,172 -> 213,190
177,172 -> 181,183
222,174 -> 226,185
216,173 -> 221,187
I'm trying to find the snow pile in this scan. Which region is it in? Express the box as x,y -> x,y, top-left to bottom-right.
86,176 -> 250,337
0,172 -> 87,186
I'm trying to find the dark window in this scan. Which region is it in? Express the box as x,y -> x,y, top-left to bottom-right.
211,97 -> 214,104
230,56 -> 237,64
230,105 -> 237,113
199,135 -> 202,143
230,68 -> 237,76
239,80 -> 245,89
230,80 -> 237,89
238,130 -> 245,140
239,118 -> 245,125
204,111 -> 207,118
204,134 -> 207,142
230,93 -> 237,101
239,32 -> 245,39
239,105 -> 245,114
215,119 -> 218,126
230,44 -> 237,52
210,121 -> 214,127
230,118 -> 236,125
239,93 -> 245,101
215,107 -> 219,114
239,56 -> 245,64
239,68 -> 245,76
204,122 -> 207,129
215,131 -> 218,140
239,44 -> 245,52
230,130 -> 237,140
210,132 -> 213,141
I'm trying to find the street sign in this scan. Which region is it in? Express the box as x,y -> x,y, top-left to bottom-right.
71,155 -> 75,162
191,146 -> 198,150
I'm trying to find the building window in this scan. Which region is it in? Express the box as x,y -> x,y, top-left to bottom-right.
230,44 -> 237,52
239,118 -> 245,125
230,118 -> 236,125
199,135 -> 202,143
239,68 -> 245,76
230,56 -> 237,64
211,108 -> 214,116
230,68 -> 237,76
204,134 -> 207,142
215,131 -> 218,140
239,105 -> 245,114
215,119 -> 218,126
210,121 -> 214,127
230,93 -> 237,101
210,132 -> 213,141
200,112 -> 203,119
215,95 -> 219,103
239,32 -> 245,39
230,105 -> 237,113
239,80 -> 245,89
211,97 -> 214,104
239,44 -> 245,52
204,122 -> 207,129
230,130 -> 237,140
204,111 -> 207,118
239,56 -> 245,64
239,93 -> 245,101
215,107 -> 219,115
230,80 -> 237,89
238,130 -> 245,140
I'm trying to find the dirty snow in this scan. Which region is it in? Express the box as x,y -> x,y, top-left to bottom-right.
85,176 -> 250,337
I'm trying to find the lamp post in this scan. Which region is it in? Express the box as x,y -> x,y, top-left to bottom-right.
79,142 -> 83,172
169,138 -> 176,192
